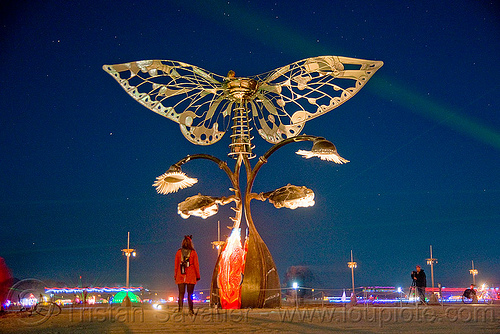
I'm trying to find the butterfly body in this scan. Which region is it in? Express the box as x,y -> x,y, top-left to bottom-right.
224,78 -> 259,101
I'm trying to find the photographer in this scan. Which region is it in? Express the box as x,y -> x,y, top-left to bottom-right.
411,265 -> 427,304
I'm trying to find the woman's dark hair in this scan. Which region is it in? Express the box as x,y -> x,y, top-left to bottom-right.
181,235 -> 194,250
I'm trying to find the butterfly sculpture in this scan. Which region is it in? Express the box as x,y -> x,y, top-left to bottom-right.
103,56 -> 383,150
103,56 -> 383,309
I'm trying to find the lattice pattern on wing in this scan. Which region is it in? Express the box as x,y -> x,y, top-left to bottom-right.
103,60 -> 231,145
249,56 -> 383,143
103,56 -> 383,146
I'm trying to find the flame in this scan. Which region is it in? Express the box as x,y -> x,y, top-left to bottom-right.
217,229 -> 247,309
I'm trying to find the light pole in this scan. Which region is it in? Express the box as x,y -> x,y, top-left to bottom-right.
426,245 -> 437,289
292,282 -> 299,309
121,232 -> 136,288
211,220 -> 225,255
469,260 -> 478,285
426,245 -> 438,303
347,250 -> 357,305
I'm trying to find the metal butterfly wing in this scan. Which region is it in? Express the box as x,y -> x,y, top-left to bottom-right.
103,60 -> 231,145
103,56 -> 383,146
249,56 -> 384,143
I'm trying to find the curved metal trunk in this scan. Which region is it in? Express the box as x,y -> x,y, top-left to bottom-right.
239,221 -> 281,308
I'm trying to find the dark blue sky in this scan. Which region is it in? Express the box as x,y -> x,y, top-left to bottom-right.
1,0 -> 499,294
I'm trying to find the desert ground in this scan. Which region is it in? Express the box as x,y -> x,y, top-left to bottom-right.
1,303 -> 499,334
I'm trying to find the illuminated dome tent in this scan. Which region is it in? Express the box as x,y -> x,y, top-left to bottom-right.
111,291 -> 141,304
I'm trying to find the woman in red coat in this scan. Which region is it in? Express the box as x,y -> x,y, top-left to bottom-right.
174,235 -> 200,314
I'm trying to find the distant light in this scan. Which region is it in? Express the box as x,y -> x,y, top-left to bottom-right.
397,287 -> 402,293
132,252 -> 136,257
292,282 -> 298,289
152,303 -> 162,310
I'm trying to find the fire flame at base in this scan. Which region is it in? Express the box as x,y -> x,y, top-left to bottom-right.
217,228 -> 247,309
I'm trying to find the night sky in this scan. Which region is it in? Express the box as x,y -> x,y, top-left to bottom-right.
1,0 -> 499,295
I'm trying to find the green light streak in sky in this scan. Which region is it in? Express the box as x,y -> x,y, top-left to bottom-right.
370,76 -> 500,150
180,0 -> 500,150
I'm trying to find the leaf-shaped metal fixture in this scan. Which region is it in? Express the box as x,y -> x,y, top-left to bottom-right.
260,184 -> 315,209
153,166 -> 198,194
178,194 -> 219,219
177,194 -> 237,219
296,138 -> 349,164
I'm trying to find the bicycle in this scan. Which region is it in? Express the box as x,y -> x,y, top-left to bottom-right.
462,285 -> 493,304
5,279 -> 62,325
34,296 -> 61,317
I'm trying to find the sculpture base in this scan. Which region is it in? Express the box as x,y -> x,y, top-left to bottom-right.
211,228 -> 281,308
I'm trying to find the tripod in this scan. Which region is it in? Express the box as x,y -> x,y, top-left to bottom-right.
409,279 -> 418,303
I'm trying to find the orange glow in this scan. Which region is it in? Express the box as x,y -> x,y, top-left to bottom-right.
218,229 -> 247,309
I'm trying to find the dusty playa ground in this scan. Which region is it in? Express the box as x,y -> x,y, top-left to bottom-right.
1,304 -> 499,333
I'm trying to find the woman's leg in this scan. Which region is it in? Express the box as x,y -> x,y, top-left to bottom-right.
186,284 -> 195,312
177,283 -> 186,310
